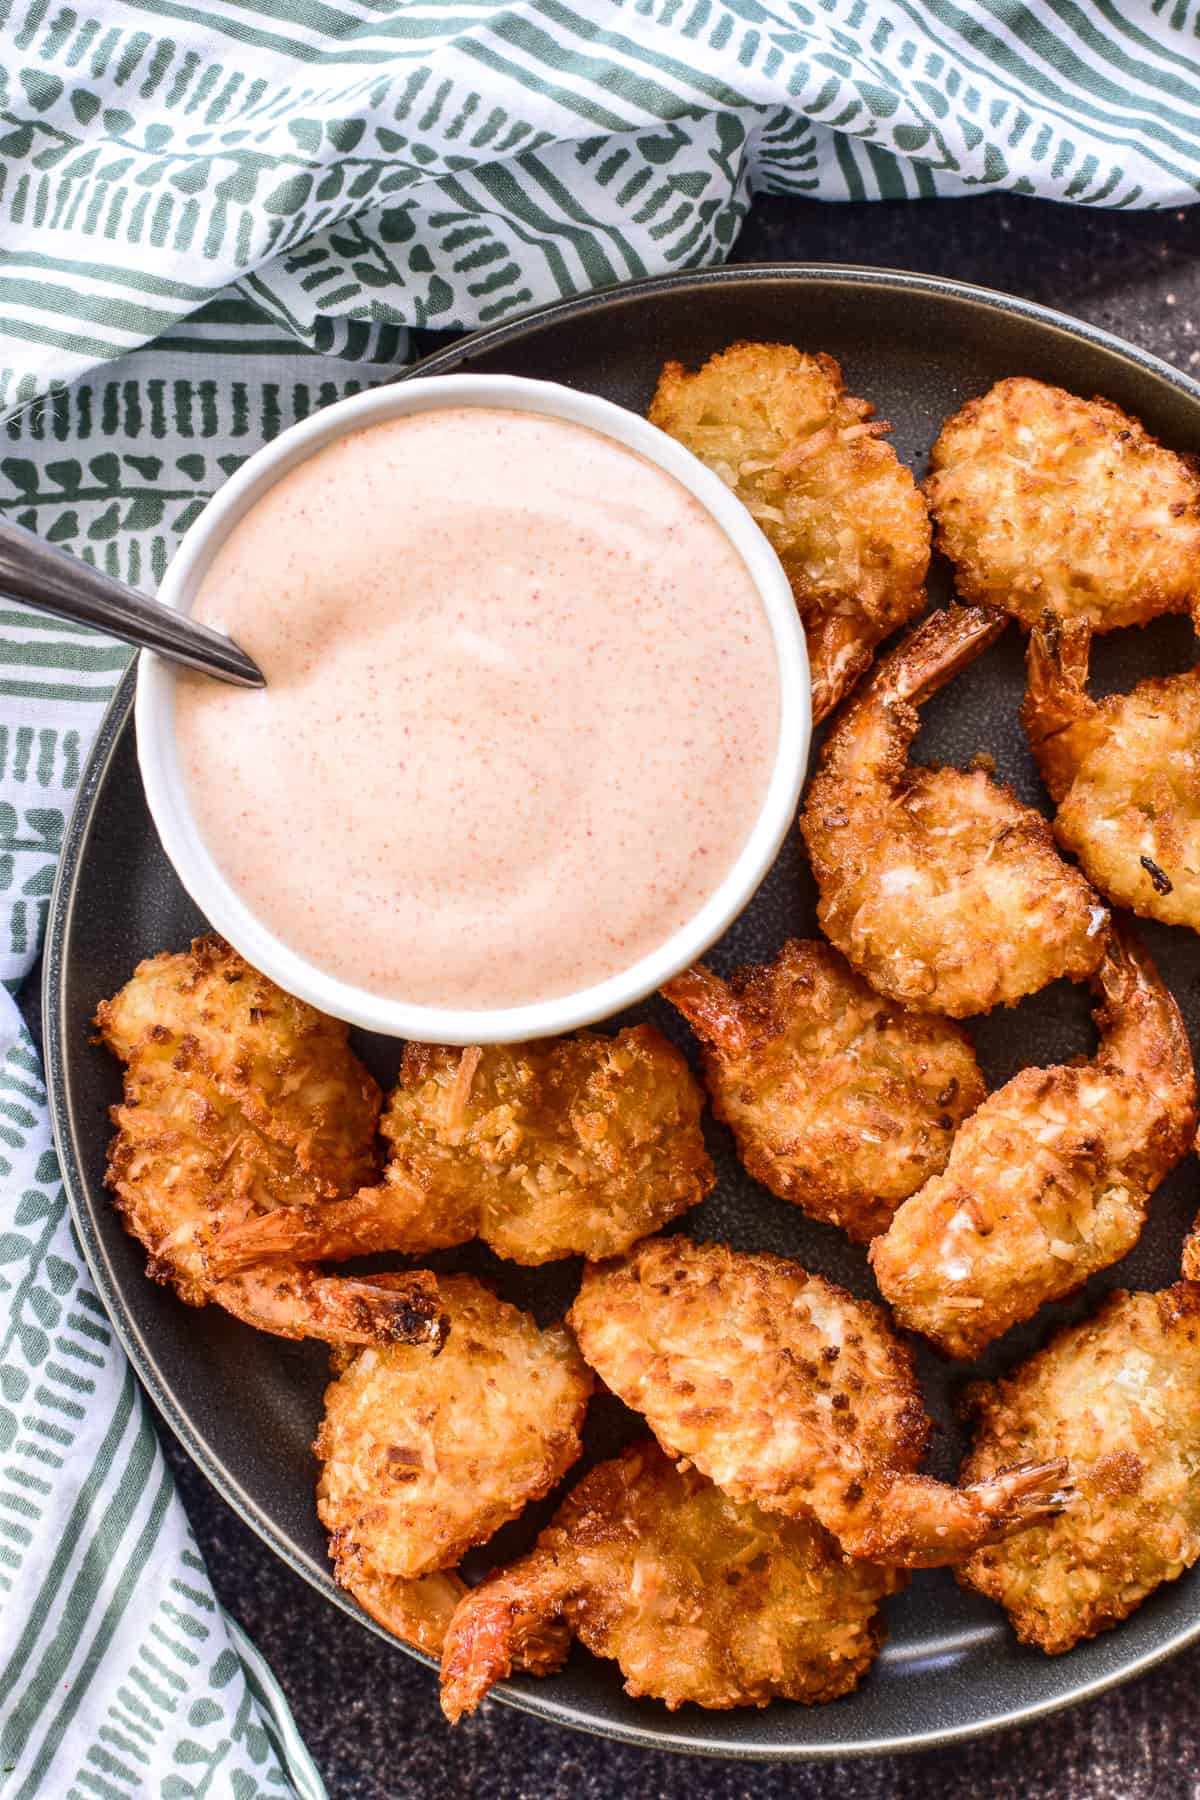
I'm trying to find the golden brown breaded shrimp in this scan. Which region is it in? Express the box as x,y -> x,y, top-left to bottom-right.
959,1284 -> 1200,1654
870,925 -> 1197,1358
800,604 -> 1108,1016
662,942 -> 985,1241
568,1238 -> 1070,1568
648,342 -> 930,720
316,1276 -> 592,1652
925,377 -> 1200,631
97,939 -> 443,1349
212,1028 -> 712,1273
317,1276 -> 591,1579
439,1440 -> 903,1720
97,934 -> 381,1199
1022,613 -> 1200,931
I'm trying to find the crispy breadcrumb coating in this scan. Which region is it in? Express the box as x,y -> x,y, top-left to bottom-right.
662,941 -> 984,1241
212,1027 -> 712,1273
439,1440 -> 903,1720
1022,613 -> 1200,931
925,377 -> 1200,630
959,1284 -> 1200,1654
871,925 -> 1197,1357
649,342 -> 930,719
316,1275 -> 591,1652
97,933 -> 381,1206
568,1237 -> 1069,1568
96,937 -> 443,1349
801,604 -> 1108,1016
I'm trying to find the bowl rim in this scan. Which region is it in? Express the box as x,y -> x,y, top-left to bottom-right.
134,371 -> 810,1043
48,262 -> 1200,1761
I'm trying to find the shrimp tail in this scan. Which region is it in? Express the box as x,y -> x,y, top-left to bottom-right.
212,1266 -> 448,1349
818,604 -> 1006,786
209,1175 -> 470,1274
1092,919 -> 1198,1157
831,1458 -> 1072,1568
1093,916 -> 1177,1035
1020,611 -> 1098,800
440,1555 -> 572,1723
807,612 -> 877,723
876,603 -> 1008,710
661,964 -> 749,1055
339,1565 -> 467,1657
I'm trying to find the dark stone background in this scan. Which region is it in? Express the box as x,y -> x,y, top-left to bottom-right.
163,194 -> 1200,1798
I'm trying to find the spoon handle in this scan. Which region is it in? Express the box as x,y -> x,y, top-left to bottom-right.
0,520 -> 265,688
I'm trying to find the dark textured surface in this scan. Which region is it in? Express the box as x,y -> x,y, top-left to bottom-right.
47,193 -> 1200,1796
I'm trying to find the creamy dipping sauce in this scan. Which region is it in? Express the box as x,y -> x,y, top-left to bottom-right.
176,407 -> 780,1010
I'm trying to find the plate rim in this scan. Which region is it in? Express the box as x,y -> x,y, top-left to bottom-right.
408,259 -> 1200,406
42,261 -> 1200,1762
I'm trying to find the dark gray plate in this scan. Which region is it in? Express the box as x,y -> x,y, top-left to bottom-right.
45,267 -> 1200,1758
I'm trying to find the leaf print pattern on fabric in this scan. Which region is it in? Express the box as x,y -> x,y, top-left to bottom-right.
0,305 -> 406,1799
0,0 -> 1198,410
0,1010 -> 326,1800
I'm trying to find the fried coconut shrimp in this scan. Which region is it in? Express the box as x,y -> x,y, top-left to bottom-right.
662,942 -> 985,1241
212,1028 -> 712,1273
1022,614 -> 1200,931
568,1237 -> 1069,1568
959,1284 -> 1200,1653
925,377 -> 1200,631
97,937 -> 444,1349
648,342 -> 930,719
316,1275 -> 592,1653
801,604 -> 1108,1016
871,925 -> 1197,1359
440,1440 -> 903,1720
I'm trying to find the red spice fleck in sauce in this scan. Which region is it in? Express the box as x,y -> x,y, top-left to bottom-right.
176,407 -> 779,1009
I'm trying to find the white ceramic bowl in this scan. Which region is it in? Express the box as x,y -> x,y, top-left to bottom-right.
136,374 -> 811,1042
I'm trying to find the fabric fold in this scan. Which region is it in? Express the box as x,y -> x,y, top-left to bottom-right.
2,0 -> 1198,413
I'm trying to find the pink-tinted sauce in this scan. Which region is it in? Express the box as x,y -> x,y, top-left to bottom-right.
176,407 -> 779,1009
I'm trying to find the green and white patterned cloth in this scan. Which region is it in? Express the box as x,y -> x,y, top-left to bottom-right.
0,2 -> 1197,1794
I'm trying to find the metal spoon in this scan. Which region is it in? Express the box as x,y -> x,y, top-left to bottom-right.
0,519 -> 265,688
